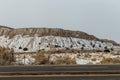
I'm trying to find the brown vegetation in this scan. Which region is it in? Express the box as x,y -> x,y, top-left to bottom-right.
0,47 -> 14,65
50,57 -> 76,65
5,28 -> 99,40
34,50 -> 76,65
100,58 -> 120,64
34,50 -> 50,65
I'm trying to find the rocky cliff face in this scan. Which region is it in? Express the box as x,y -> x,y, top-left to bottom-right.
0,26 -> 120,52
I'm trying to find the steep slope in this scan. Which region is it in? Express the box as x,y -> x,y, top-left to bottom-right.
0,26 -> 119,52
0,25 -> 13,36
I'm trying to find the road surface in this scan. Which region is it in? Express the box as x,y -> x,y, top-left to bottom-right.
0,65 -> 120,80
0,65 -> 120,72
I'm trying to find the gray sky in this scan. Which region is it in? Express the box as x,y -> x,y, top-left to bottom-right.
0,0 -> 120,43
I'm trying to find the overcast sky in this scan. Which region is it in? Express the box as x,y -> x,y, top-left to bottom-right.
0,0 -> 120,43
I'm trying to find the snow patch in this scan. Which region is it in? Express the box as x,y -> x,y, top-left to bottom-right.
0,35 -> 119,53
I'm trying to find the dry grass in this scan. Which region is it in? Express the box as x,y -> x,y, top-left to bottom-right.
0,47 -> 14,65
34,50 -> 76,65
100,58 -> 120,64
34,50 -> 49,65
51,58 -> 76,65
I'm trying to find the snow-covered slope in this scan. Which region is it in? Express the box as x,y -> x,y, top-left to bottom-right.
0,26 -> 120,52
0,35 -> 119,52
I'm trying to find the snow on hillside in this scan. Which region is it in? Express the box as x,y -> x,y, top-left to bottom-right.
0,35 -> 119,53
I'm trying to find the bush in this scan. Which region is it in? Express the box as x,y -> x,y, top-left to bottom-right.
23,48 -> 28,51
82,44 -> 85,47
111,48 -> 114,51
39,43 -> 41,45
99,44 -> 101,47
104,46 -> 110,53
66,47 -> 70,50
104,49 -> 110,53
92,44 -> 95,48
96,50 -> 103,52
55,45 -> 61,48
19,46 -> 22,49
70,45 -> 73,48
81,47 -> 84,50
104,46 -> 108,50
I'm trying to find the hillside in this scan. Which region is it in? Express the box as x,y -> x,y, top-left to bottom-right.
0,26 -> 99,40
0,25 -> 13,36
0,26 -> 120,52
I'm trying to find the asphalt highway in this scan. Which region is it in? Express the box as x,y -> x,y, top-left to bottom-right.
0,65 -> 120,80
0,65 -> 120,72
0,76 -> 120,80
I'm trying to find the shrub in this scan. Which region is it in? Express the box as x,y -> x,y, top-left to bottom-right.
19,46 -> 22,49
55,45 -> 61,48
104,46 -> 108,50
77,41 -> 81,44
99,44 -> 101,47
90,42 -> 93,46
82,44 -> 85,47
39,43 -> 41,45
23,48 -> 28,51
66,47 -> 70,50
104,49 -> 110,53
70,45 -> 73,48
96,50 -> 103,52
104,46 -> 110,53
111,48 -> 114,51
81,47 -> 84,50
92,44 -> 95,48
